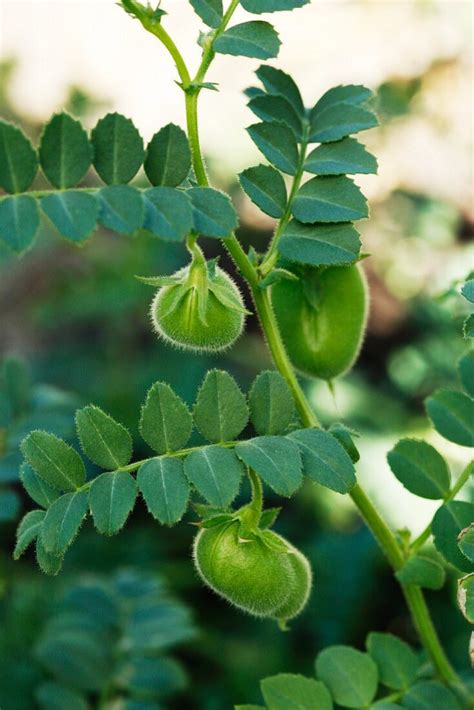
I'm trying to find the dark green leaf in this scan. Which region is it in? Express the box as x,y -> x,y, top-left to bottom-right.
123,655 -> 186,699
236,436 -> 302,496
315,645 -> 378,708
289,428 -> 356,494
0,119 -> 38,193
0,194 -> 40,254
461,278 -> 474,303
248,94 -> 302,138
328,424 -> 360,463
41,490 -> 89,555
457,573 -> 474,623
425,389 -> 474,447
189,0 -> 223,28
20,462 -> 60,508
458,523 -> 474,563
14,509 -> 45,559
292,176 -> 368,223
76,404 -> 133,470
309,85 -> 376,143
395,551 -> 446,590
239,164 -> 287,218
247,121 -> 298,175
143,186 -> 193,241
188,187 -> 238,238
214,21 -> 281,60
41,191 -> 98,243
193,370 -> 249,443
145,124 -> 191,187
89,471 -> 137,535
261,673 -> 332,710
366,632 -> 420,690
21,431 -> 86,491
255,65 -> 305,116
140,382 -> 193,454
36,536 -> 63,575
184,446 -> 243,507
401,680 -> 462,709
458,350 -> 474,397
138,457 -> 190,525
305,137 -> 377,175
279,220 -> 361,266
39,113 -> 92,188
97,185 -> 144,234
387,439 -> 450,499
249,371 -> 295,435
36,682 -> 88,710
432,501 -> 474,572
241,0 -> 309,12
91,112 -> 144,184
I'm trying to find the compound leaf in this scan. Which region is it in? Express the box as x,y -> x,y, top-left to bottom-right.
315,646 -> 378,708
39,113 -> 92,188
292,176 -> 368,223
432,501 -> 474,572
305,137 -> 377,175
21,431 -> 86,491
14,509 -> 45,559
143,186 -> 193,241
97,185 -> 144,234
41,490 -> 89,555
193,370 -> 249,442
91,112 -> 144,184
279,220 -> 361,266
138,457 -> 190,525
140,382 -> 193,454
247,121 -> 298,175
425,389 -> 474,447
89,471 -> 137,535
189,0 -> 223,28
20,462 -> 60,508
309,85 -> 376,143
366,632 -> 420,691
214,21 -> 281,60
387,439 -> 450,499
145,124 -> 191,187
0,194 -> 40,254
188,187 -> 238,238
236,436 -> 302,496
261,673 -> 332,710
40,191 -> 98,243
184,446 -> 243,508
249,370 -> 295,435
0,119 -> 38,193
76,405 -> 133,470
239,164 -> 287,218
289,428 -> 356,494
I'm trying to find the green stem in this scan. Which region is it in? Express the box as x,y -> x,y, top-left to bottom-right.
248,467 -> 264,519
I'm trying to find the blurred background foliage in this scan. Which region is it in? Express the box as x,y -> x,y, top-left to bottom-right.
0,1 -> 473,707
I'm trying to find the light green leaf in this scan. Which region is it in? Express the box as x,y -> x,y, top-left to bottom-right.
36,536 -> 63,575
138,457 -> 190,525
241,0 -> 309,12
40,191 -> 98,243
458,350 -> 474,397
236,436 -> 302,496
89,471 -> 137,535
91,112 -> 144,184
261,673 -> 332,710
0,119 -> 38,193
366,632 -> 420,691
279,220 -> 361,266
315,645 -> 378,708
21,431 -> 86,491
457,573 -> 474,623
14,509 -> 45,559
247,121 -> 298,175
432,501 -> 474,572
41,490 -> 89,554
214,21 -> 281,60
425,389 -> 474,447
248,94 -> 302,139
239,164 -> 287,218
189,0 -> 222,28
145,124 -> 191,187
249,370 -> 295,435
140,382 -> 193,454
292,176 -> 368,223
387,439 -> 450,499
305,137 -> 377,175
143,186 -> 193,241
256,65 -> 305,117
184,445 -> 243,507
76,404 -> 133,470
36,682 -> 89,710
395,551 -> 446,590
97,185 -> 144,235
193,370 -> 249,443
289,428 -> 356,494
39,113 -> 92,188
401,680 -> 462,709
20,462 -> 60,508
0,194 -> 40,254
188,187 -> 238,238
459,524 -> 474,563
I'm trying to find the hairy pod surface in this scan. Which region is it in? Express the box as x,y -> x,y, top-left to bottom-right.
272,264 -> 368,381
151,265 -> 245,353
272,544 -> 312,623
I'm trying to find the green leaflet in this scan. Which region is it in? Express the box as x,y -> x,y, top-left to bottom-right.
395,552 -> 446,590
14,509 -> 45,559
247,121 -> 298,175
458,350 -> 474,397
36,683 -> 88,710
366,632 -> 420,691
0,194 -> 40,254
458,574 -> 474,623
0,119 -> 38,193
41,490 -> 89,555
248,370 -> 295,435
328,424 -> 360,463
464,314 -> 474,338
97,185 -> 145,235
138,457 -> 190,525
39,113 -> 92,189
425,389 -> 474,447
89,471 -> 137,535
188,0 -> 223,28
214,21 -> 281,60
143,186 -> 193,241
305,137 -> 378,176
387,439 -> 450,499
144,124 -> 191,187
36,536 -> 63,576
289,429 -> 356,494
255,65 -> 305,117
241,0 -> 309,13
91,112 -> 144,184
239,164 -> 287,218
21,431 -> 86,491
315,645 -> 378,708
401,680 -> 462,709
193,370 -> 249,443
279,220 -> 361,266
76,405 -> 133,470
309,84 -> 377,143
292,176 -> 368,223
40,191 -> 98,243
461,278 -> 474,303
20,462 -> 60,508
247,94 -> 303,139
139,382 -> 193,454
432,501 -> 474,572
188,187 -> 238,238
260,674 -> 332,710
236,436 -> 303,497
459,524 -> 474,563
184,446 -> 243,508
125,656 -> 186,699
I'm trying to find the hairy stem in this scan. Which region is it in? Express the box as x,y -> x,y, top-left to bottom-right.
248,467 -> 264,520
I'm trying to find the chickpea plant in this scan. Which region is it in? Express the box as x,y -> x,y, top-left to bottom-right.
1,0 -> 473,707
